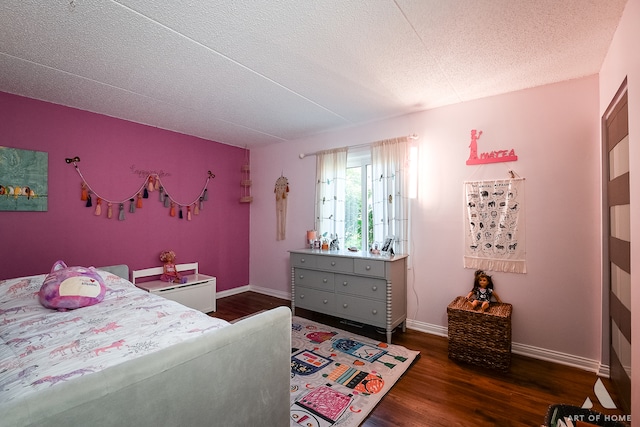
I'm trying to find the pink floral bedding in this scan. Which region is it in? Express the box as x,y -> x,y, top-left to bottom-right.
0,269 -> 229,404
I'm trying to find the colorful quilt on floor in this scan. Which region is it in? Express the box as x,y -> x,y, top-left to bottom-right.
290,316 -> 419,427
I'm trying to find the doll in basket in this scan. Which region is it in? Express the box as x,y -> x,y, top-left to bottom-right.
466,269 -> 502,312
160,250 -> 182,283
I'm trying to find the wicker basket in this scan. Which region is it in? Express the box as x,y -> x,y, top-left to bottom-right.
447,296 -> 512,371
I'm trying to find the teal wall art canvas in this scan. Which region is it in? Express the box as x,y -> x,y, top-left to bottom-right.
0,146 -> 48,211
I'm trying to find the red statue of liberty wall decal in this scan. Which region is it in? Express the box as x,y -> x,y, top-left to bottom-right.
466,129 -> 518,165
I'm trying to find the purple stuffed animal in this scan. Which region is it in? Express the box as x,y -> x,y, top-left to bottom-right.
39,260 -> 106,311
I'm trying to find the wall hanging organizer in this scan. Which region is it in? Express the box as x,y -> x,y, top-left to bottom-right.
239,147 -> 253,203
66,156 -> 215,221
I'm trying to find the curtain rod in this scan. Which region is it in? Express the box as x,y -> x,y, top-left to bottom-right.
298,133 -> 418,159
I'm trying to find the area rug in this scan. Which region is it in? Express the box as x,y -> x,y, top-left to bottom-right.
290,316 -> 419,427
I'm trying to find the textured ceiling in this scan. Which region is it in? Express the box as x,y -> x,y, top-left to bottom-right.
0,0 -> 628,148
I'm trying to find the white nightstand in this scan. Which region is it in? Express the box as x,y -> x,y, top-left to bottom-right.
132,263 -> 216,313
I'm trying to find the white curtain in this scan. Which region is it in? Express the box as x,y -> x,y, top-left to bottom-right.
315,148 -> 347,241
371,137 -> 410,255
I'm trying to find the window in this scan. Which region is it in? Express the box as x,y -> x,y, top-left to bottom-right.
315,137 -> 413,256
345,148 -> 373,251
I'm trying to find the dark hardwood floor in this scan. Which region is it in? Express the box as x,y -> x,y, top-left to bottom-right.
211,292 -> 628,427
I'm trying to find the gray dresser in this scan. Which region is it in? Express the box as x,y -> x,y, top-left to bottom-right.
289,249 -> 408,343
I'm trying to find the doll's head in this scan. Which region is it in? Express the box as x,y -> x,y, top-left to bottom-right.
160,250 -> 176,264
473,269 -> 494,290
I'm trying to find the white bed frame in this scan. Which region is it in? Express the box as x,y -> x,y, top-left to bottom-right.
2,265 -> 292,427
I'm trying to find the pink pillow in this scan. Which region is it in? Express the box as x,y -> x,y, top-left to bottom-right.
39,260 -> 106,311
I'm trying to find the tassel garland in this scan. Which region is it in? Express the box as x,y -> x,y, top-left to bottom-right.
67,160 -> 215,222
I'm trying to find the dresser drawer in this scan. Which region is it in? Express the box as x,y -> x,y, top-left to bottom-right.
336,294 -> 386,328
294,268 -> 334,291
335,274 -> 386,301
291,253 -> 318,268
295,287 -> 336,314
316,256 -> 353,273
354,259 -> 385,277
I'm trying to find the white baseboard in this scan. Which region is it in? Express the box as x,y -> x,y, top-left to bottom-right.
249,285 -> 290,300
216,285 -> 250,299
216,285 -> 289,301
402,319 -> 604,374
406,318 -> 448,337
229,289 -> 606,375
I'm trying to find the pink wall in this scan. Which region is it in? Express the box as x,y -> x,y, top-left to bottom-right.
250,75 -> 604,367
0,91 -> 249,292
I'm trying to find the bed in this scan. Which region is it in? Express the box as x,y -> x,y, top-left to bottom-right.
0,265 -> 291,427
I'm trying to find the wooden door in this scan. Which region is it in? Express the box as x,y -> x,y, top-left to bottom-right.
603,83 -> 630,413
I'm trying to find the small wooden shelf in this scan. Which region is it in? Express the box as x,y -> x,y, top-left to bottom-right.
240,148 -> 253,203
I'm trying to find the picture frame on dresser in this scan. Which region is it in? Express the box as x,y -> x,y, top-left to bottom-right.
381,235 -> 394,255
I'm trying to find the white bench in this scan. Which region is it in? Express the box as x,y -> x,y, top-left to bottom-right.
132,262 -> 216,313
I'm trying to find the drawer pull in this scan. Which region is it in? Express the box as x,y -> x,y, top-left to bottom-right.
323,278 -> 328,283
300,294 -> 304,299
372,286 -> 377,291
342,281 -> 348,286
372,309 -> 377,315
343,303 -> 348,308
331,261 -> 336,266
298,274 -> 304,279
365,265 -> 371,270
300,258 -> 305,263
323,299 -> 328,304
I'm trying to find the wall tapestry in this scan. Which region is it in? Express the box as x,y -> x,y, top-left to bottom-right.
274,175 -> 289,241
464,178 -> 526,273
0,147 -> 48,211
